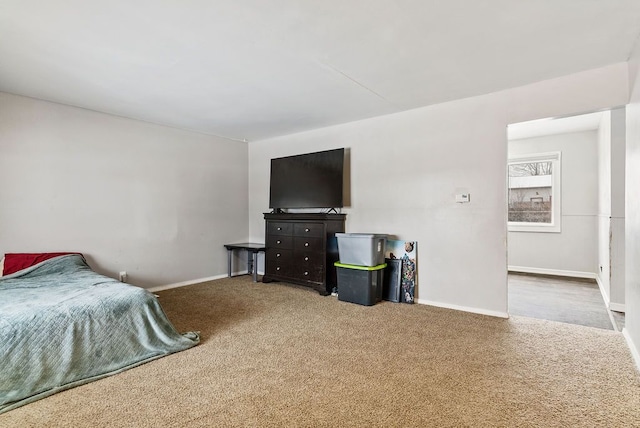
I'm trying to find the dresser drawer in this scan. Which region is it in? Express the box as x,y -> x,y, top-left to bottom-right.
293,236 -> 323,252
267,234 -> 293,249
266,249 -> 292,277
267,248 -> 292,262
268,222 -> 293,236
293,222 -> 324,238
293,265 -> 324,283
296,251 -> 324,267
266,263 -> 292,278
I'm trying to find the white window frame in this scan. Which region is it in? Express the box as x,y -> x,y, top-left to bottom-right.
507,151 -> 561,233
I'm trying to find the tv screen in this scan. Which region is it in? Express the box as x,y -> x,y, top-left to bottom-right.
269,148 -> 344,209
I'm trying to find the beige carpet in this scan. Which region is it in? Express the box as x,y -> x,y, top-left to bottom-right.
2,276 -> 640,427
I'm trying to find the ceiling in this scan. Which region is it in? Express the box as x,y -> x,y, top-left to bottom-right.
1,1 -> 639,142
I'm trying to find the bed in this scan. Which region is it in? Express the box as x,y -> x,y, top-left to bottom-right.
0,253 -> 199,414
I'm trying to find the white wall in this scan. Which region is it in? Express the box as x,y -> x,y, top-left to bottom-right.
595,108 -> 626,311
249,63 -> 630,317
597,111 -> 612,298
610,107 -> 626,310
508,131 -> 599,276
625,38 -> 640,365
0,92 -> 249,288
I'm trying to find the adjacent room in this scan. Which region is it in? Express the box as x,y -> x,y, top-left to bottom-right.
507,111 -> 627,331
2,1 -> 640,426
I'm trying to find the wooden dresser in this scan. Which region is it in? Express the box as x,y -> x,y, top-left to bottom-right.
262,213 -> 346,295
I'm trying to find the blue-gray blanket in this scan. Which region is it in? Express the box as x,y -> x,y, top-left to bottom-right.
0,254 -> 199,414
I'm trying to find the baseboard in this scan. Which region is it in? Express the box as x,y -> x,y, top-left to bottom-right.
416,298 -> 509,319
508,265 -> 597,280
622,328 -> 640,373
147,274 -> 228,292
595,275 -> 611,306
147,269 -> 266,293
609,302 -> 626,312
593,276 -> 626,313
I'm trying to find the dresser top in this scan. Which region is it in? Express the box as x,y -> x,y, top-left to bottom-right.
264,212 -> 346,221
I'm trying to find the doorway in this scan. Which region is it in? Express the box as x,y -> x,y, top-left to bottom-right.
506,110 -> 625,331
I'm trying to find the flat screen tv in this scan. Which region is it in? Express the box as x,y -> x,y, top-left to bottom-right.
269,148 -> 344,210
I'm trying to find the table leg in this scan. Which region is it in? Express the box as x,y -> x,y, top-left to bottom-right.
227,249 -> 232,278
252,252 -> 259,282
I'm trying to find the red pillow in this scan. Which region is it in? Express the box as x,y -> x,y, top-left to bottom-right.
3,252 -> 81,276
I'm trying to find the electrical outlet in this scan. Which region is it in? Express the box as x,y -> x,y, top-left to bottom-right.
119,271 -> 127,282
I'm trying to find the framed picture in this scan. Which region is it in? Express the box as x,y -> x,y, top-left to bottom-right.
385,240 -> 417,303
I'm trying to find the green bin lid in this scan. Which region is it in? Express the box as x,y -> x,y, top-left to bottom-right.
334,262 -> 387,271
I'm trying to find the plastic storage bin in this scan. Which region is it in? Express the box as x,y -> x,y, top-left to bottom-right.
335,262 -> 386,306
335,233 -> 387,266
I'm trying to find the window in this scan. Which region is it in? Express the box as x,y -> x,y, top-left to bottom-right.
508,152 -> 561,232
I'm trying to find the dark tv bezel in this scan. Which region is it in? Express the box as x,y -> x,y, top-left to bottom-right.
268,148 -> 344,210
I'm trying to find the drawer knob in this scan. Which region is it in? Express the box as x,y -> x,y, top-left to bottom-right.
276,253 -> 281,258
277,240 -> 281,244
276,267 -> 280,271
304,256 -> 309,261
304,242 -> 309,247
277,227 -> 282,231
305,228 -> 310,232
304,271 -> 309,276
